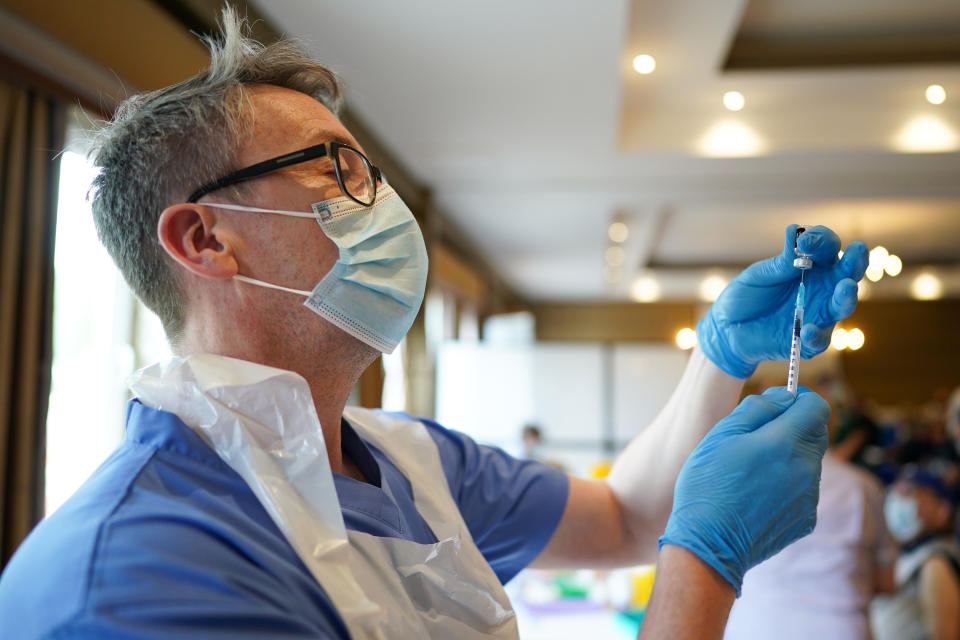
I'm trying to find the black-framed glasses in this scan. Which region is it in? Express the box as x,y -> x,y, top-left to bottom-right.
187,141 -> 383,206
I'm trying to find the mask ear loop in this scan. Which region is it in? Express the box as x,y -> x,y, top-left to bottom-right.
233,274 -> 312,297
200,202 -> 325,296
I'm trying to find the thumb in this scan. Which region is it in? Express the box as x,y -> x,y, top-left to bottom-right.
736,225 -> 801,287
766,389 -> 831,447
716,387 -> 797,435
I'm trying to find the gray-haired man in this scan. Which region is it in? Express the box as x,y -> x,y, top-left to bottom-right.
0,10 -> 865,639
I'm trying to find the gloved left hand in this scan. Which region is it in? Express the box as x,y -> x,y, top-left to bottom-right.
697,225 -> 868,379
659,387 -> 830,594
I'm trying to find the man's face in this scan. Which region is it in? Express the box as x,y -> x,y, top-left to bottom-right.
193,84 -> 383,366
223,84 -> 368,295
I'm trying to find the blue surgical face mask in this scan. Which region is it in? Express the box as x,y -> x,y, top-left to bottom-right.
884,493 -> 923,543
201,185 -> 428,353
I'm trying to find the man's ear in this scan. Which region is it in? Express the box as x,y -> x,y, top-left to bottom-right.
157,204 -> 237,279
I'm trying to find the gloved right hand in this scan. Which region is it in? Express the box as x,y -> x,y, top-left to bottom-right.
659,387 -> 830,595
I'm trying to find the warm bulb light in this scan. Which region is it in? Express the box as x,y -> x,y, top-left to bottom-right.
723,91 -> 745,112
605,246 -> 625,266
633,54 -> 656,75
926,84 -> 947,105
884,254 -> 903,277
865,265 -> 884,282
699,275 -> 728,302
631,274 -> 661,302
831,328 -> 849,351
869,246 -> 889,270
847,328 -> 865,351
857,280 -> 871,300
893,115 -> 958,153
697,121 -> 766,157
608,221 -> 629,243
676,328 -> 698,350
604,266 -> 622,284
911,272 -> 943,300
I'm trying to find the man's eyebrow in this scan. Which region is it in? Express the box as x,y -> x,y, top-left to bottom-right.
309,129 -> 355,147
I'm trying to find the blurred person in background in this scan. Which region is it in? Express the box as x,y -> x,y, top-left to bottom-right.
723,380 -> 896,640
939,386 -> 960,496
521,423 -> 543,459
895,389 -> 960,518
901,389 -> 957,465
517,423 -> 568,472
946,387 -> 960,455
871,465 -> 960,640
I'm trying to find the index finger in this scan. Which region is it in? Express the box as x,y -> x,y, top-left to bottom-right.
795,225 -> 842,268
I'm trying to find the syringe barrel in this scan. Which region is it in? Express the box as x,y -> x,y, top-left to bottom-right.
787,296 -> 804,395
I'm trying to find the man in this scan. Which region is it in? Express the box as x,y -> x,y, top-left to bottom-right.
872,466 -> 960,640
0,10 -> 866,639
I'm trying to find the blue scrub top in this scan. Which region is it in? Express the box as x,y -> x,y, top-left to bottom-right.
0,401 -> 568,639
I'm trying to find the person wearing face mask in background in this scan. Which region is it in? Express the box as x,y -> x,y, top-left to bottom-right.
0,8 -> 866,639
871,466 -> 960,640
723,377 -> 896,640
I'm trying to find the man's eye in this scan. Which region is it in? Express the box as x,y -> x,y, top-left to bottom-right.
304,158 -> 335,173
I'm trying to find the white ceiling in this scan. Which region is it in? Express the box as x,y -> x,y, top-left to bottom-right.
254,0 -> 960,302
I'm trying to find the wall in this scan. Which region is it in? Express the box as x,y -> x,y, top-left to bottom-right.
529,299 -> 960,409
840,299 -> 960,407
531,302 -> 697,342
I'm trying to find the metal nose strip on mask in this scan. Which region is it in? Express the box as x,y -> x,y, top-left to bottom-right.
312,188 -> 397,222
233,274 -> 312,297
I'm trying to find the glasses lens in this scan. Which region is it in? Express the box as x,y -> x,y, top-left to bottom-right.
337,146 -> 376,206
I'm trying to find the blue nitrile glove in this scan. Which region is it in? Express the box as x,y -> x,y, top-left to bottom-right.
697,225 -> 868,379
659,387 -> 830,595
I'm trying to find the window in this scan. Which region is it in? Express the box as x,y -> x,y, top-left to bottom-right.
45,115 -> 170,516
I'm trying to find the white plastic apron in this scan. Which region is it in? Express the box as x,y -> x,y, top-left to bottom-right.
129,354 -> 518,639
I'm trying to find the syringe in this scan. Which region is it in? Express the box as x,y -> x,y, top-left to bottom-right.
788,226 -> 813,396
786,283 -> 805,395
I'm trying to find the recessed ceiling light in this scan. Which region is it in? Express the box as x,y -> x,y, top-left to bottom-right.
699,275 -> 728,302
831,328 -> 849,351
884,254 -> 902,277
868,246 -> 889,271
847,328 -> 865,351
723,91 -> 745,112
633,54 -> 656,75
926,84 -> 947,105
675,328 -> 697,350
608,221 -> 629,243
631,274 -> 661,303
697,121 -> 766,157
605,245 -> 625,266
892,116 -> 958,153
910,272 -> 943,300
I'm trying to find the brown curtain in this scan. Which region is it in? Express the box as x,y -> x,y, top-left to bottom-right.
0,80 -> 65,567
